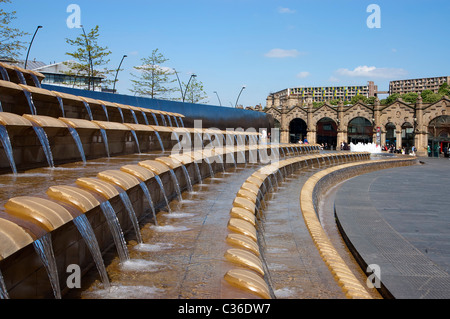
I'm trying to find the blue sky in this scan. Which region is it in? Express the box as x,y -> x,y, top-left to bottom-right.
8,0 -> 450,107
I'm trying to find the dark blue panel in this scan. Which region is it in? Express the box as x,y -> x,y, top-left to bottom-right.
42,84 -> 273,130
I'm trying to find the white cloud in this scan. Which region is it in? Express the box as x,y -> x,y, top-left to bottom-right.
297,71 -> 310,78
278,7 -> 296,14
336,65 -> 407,79
264,48 -> 303,58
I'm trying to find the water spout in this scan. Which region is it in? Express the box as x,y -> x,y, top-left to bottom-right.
178,117 -> 185,127
151,113 -> 159,126
101,105 -> 109,121
154,131 -> 165,152
73,214 -> 110,288
181,165 -> 193,193
0,66 -> 9,81
118,108 -> 125,123
23,90 -> 37,115
30,74 -> 41,88
141,111 -> 149,125
0,270 -> 9,299
67,127 -> 86,164
15,70 -> 27,85
33,234 -> 61,299
56,96 -> 65,117
82,102 -> 93,121
0,125 -> 17,174
154,175 -> 172,213
130,109 -> 139,124
119,192 -> 143,244
32,125 -> 54,168
169,169 -> 182,202
130,130 -> 141,154
100,201 -> 130,262
139,182 -> 158,226
100,129 -> 110,157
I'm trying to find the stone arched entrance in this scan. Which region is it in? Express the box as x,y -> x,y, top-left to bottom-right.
428,115 -> 450,157
316,117 -> 337,149
289,118 -> 307,143
385,122 -> 396,148
347,117 -> 373,144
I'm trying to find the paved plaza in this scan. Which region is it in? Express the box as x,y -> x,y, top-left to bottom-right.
335,156 -> 450,299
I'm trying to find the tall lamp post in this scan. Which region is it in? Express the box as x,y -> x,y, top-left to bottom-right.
182,74 -> 197,102
235,85 -> 246,108
24,26 -> 43,69
174,69 -> 184,101
113,55 -> 127,94
214,91 -> 222,106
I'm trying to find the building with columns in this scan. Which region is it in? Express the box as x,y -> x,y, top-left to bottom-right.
264,94 -> 450,157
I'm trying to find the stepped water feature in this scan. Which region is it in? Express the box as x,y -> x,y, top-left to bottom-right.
33,233 -> 61,299
0,60 -> 420,300
0,125 -> 17,174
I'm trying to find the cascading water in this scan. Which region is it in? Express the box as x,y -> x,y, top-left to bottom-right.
32,125 -> 55,168
130,109 -> 139,124
33,233 -> 61,299
22,91 -> 37,115
15,70 -> 27,85
181,165 -> 193,193
56,96 -> 65,117
178,117 -> 185,127
30,74 -> 42,88
139,182 -> 158,226
193,161 -> 203,184
67,127 -> 86,164
118,108 -> 125,123
119,192 -> 143,244
154,175 -> 172,213
160,114 -> 167,127
130,130 -> 141,154
153,131 -> 165,152
151,113 -> 159,126
166,115 -> 173,127
0,270 -> 9,299
82,102 -> 94,121
0,125 -> 17,174
100,129 -> 110,157
204,157 -> 215,178
101,105 -> 109,121
173,116 -> 179,128
0,66 -> 10,81
72,214 -> 110,288
99,201 -> 130,262
141,111 -> 149,125
169,169 -> 182,202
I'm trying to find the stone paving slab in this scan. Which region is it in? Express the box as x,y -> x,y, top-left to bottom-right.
334,157 -> 450,299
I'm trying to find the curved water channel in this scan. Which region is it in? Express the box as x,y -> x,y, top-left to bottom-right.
0,149 -> 382,299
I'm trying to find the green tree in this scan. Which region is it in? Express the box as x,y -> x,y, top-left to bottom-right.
438,83 -> 450,96
351,95 -> 368,105
401,92 -> 418,104
384,93 -> 400,105
64,25 -> 113,91
130,49 -> 176,99
182,77 -> 208,104
0,0 -> 28,60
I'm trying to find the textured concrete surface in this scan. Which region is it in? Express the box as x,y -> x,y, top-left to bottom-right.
335,157 -> 450,299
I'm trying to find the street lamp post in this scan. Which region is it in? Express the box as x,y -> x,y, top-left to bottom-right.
24,26 -> 43,69
113,55 -> 127,94
214,91 -> 222,106
182,74 -> 197,103
173,69 -> 184,101
235,85 -> 246,108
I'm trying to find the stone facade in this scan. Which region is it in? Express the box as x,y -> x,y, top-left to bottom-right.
264,95 -> 450,157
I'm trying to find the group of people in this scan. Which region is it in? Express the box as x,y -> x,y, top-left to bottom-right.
381,144 -> 416,156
